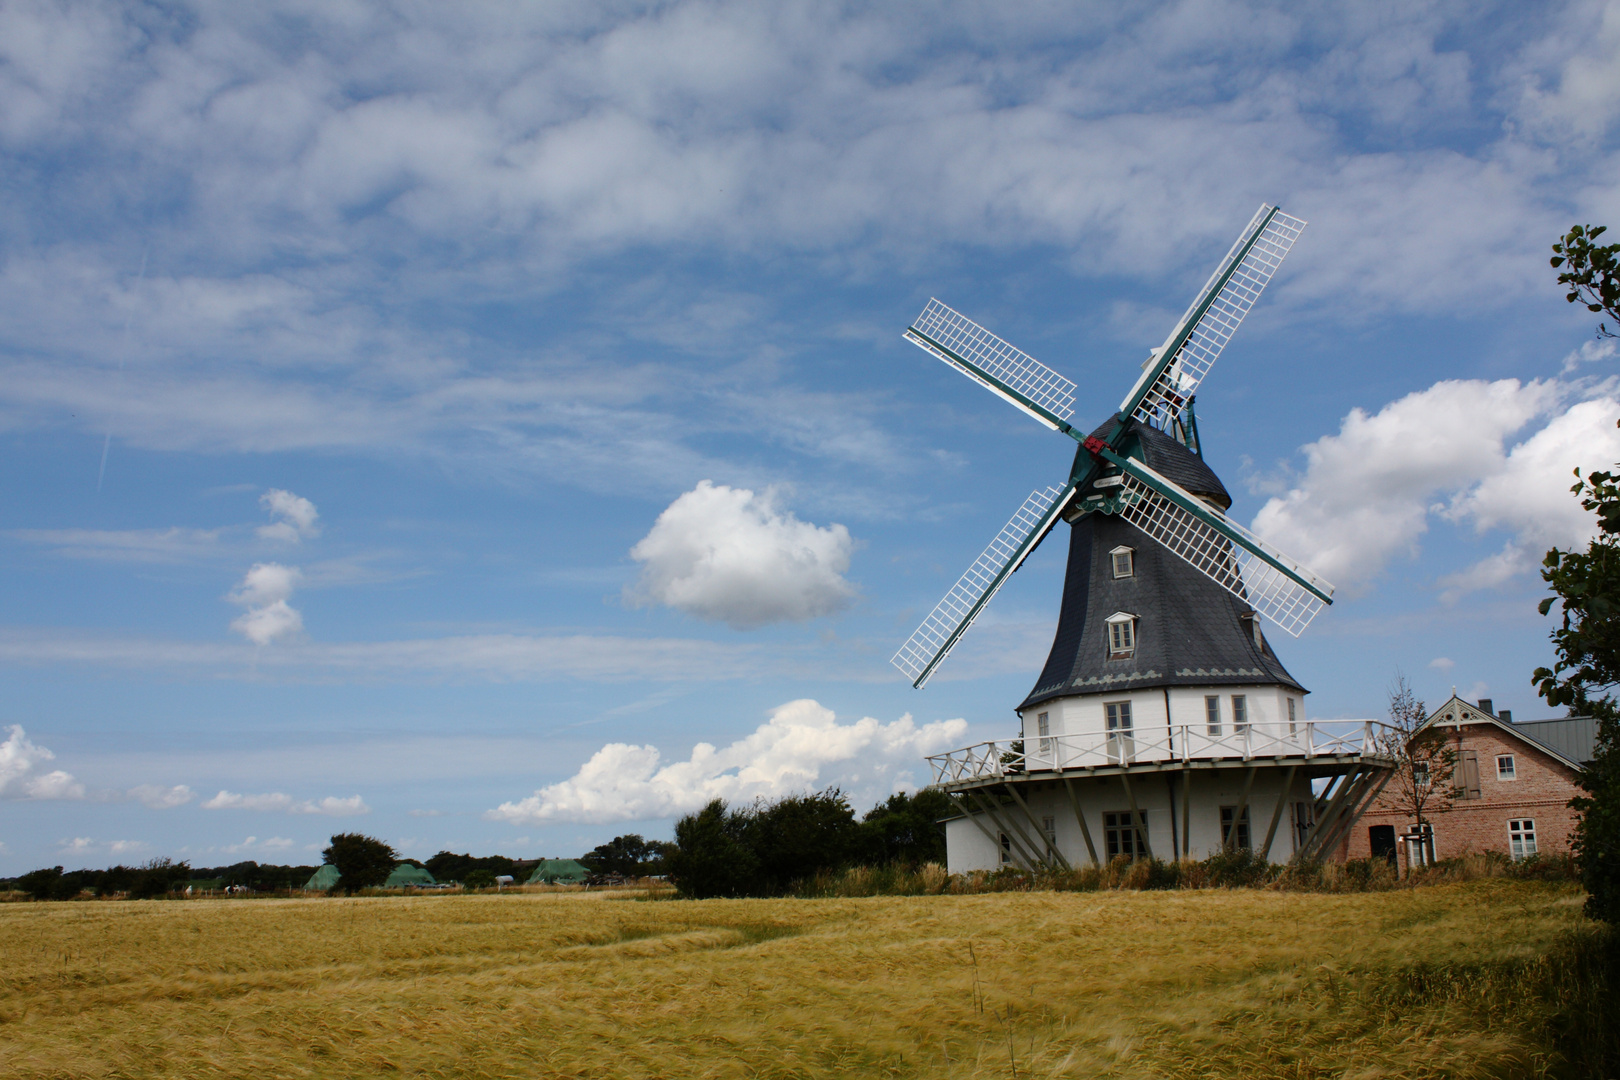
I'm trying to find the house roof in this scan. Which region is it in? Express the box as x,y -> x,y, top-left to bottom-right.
1507,716 -> 1598,765
1423,696 -> 1588,771
1020,498 -> 1305,711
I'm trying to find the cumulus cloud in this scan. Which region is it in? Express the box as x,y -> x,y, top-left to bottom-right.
487,698 -> 967,825
628,481 -> 855,629
227,562 -> 304,644
129,784 -> 195,810
223,836 -> 296,854
0,725 -> 84,800
258,488 -> 320,543
60,837 -> 146,856
202,790 -> 369,815
1251,379 -> 1620,598
1429,657 -> 1456,671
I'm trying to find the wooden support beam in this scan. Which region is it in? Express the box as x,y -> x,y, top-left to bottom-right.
1301,766 -> 1363,862
1181,767 -> 1192,861
1165,773 -> 1180,862
1258,765 -> 1298,861
944,792 -> 1015,869
1119,771 -> 1153,861
963,790 -> 1038,871
969,789 -> 1046,871
1005,782 -> 1072,871
1062,777 -> 1099,867
1317,767 -> 1394,859
1223,765 -> 1258,853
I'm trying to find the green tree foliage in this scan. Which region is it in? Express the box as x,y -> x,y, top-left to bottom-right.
322,833 -> 397,895
579,834 -> 676,877
859,788 -> 953,867
1535,464 -> 1620,922
424,851 -> 518,884
1552,223 -> 1620,336
462,869 -> 497,889
1371,673 -> 1454,867
14,859 -> 191,900
668,788 -> 952,898
189,860 -> 319,892
667,799 -> 760,899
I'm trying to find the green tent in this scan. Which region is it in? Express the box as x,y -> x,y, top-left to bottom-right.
304,864 -> 340,891
385,864 -> 436,887
526,858 -> 591,884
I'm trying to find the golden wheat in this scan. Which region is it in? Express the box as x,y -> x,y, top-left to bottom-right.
0,881 -> 1596,1079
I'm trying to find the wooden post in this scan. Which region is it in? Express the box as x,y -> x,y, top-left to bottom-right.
1223,765 -> 1258,853
1181,767 -> 1192,860
1302,766 -> 1362,861
945,791 -> 1017,868
969,789 -> 1045,870
1119,771 -> 1153,861
1062,778 -> 1099,867
1005,782 -> 1072,871
1258,765 -> 1297,861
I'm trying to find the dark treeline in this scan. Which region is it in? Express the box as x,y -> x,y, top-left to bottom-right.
668,787 -> 952,898
8,858 -> 197,900
579,834 -> 676,877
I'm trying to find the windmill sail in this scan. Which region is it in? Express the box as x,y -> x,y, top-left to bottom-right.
1123,205 -> 1306,431
1098,452 -> 1333,637
893,484 -> 1073,687
905,299 -> 1078,430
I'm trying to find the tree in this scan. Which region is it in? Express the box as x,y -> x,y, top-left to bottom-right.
1551,224 -> 1620,337
1534,464 -> 1620,922
1371,673 -> 1454,871
321,833 -> 397,895
668,800 -> 759,899
579,834 -> 674,878
742,789 -> 861,895
859,788 -> 953,867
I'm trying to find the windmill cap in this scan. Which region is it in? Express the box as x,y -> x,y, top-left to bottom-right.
1088,417 -> 1232,511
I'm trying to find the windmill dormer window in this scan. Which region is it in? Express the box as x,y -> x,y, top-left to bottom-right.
1105,612 -> 1137,659
1110,546 -> 1135,578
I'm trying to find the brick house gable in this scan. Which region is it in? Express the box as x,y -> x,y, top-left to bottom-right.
1342,695 -> 1584,867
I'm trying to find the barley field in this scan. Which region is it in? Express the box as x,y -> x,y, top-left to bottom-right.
0,881 -> 1608,1079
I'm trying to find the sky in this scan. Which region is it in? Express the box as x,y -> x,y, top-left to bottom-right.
3,0 -> 1620,874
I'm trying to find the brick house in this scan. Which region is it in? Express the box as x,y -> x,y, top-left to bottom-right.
1343,695 -> 1595,869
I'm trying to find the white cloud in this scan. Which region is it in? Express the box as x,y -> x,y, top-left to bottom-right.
487,697 -> 968,825
223,835 -> 296,854
1250,379 -> 1620,597
129,784 -> 195,810
628,481 -> 855,629
4,526 -> 223,562
227,562 -> 304,644
258,488 -> 320,542
0,725 -> 84,800
1429,656 -> 1455,671
202,790 -> 369,816
60,837 -> 146,857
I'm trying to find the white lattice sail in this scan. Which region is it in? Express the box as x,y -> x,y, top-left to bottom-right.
892,485 -> 1071,686
1109,465 -> 1333,637
905,299 -> 1077,429
1128,206 -> 1306,430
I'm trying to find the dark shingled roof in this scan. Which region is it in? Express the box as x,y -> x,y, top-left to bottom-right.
1088,417 -> 1231,511
1020,436 -> 1302,711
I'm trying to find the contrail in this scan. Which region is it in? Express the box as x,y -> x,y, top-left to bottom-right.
97,252 -> 147,492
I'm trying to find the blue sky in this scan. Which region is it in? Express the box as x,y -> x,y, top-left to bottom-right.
3,0 -> 1619,873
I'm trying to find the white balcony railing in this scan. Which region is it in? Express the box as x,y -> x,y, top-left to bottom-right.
927,720 -> 1396,785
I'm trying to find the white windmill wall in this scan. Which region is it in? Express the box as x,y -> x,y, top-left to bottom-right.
1017,685 -> 1310,769
943,766 -> 1318,873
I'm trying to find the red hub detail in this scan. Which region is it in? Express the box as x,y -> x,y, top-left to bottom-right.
1082,436 -> 1108,457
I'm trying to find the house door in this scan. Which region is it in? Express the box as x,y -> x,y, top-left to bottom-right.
1368,825 -> 1396,864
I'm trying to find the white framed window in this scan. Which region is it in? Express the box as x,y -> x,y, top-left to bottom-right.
1508,819 -> 1537,859
1287,697 -> 1297,735
1110,546 -> 1135,578
1497,754 -> 1516,781
1205,695 -> 1221,736
1220,806 -> 1252,850
1103,810 -> 1146,858
1232,694 -> 1248,734
1037,711 -> 1052,755
1042,815 -> 1057,849
1105,612 -> 1137,659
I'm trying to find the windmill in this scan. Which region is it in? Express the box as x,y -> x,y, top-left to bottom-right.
892,204 -> 1331,689
890,205 -> 1395,870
